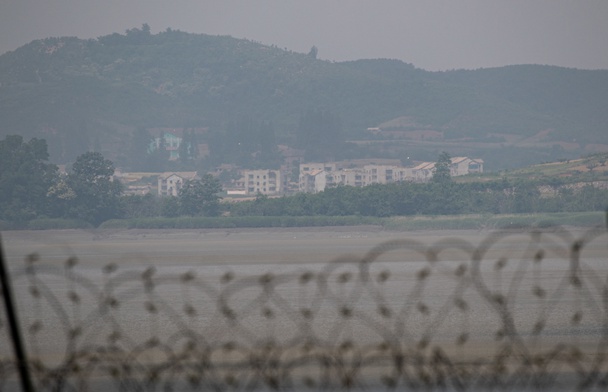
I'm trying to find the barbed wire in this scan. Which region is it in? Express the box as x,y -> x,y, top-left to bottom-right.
1,225 -> 607,391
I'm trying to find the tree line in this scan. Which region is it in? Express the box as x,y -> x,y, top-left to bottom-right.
228,180 -> 607,218
0,135 -> 222,226
2,135 -> 607,228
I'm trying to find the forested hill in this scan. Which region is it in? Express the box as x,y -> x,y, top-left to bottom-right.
1,26 -> 607,164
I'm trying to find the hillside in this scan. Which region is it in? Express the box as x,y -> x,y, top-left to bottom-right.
504,153 -> 608,182
1,26 -> 607,168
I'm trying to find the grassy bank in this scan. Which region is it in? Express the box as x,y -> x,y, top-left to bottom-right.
0,218 -> 93,230
99,211 -> 606,231
383,211 -> 606,231
99,215 -> 382,229
2,211 -> 604,231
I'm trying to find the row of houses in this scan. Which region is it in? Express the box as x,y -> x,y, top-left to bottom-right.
117,156 -> 483,197
299,157 -> 483,193
299,163 -> 406,193
136,128 -> 483,196
134,170 -> 285,197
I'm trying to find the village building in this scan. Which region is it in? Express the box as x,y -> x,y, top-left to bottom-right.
450,157 -> 484,176
149,131 -> 183,160
242,169 -> 282,195
226,169 -> 283,196
300,169 -> 327,193
411,157 -> 484,182
157,172 -> 198,197
411,162 -> 436,182
298,157 -> 482,192
112,170 -> 155,195
363,164 -> 413,184
147,127 -> 207,161
299,163 -> 339,193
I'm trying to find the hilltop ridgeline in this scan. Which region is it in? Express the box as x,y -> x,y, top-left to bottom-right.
1,26 -> 607,167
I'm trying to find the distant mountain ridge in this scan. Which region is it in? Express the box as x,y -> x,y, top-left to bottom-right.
1,26 -> 607,165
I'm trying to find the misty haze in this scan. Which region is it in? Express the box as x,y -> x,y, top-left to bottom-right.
1,2 -> 608,390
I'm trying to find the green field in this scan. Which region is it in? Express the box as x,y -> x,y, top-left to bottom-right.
2,211 -> 602,231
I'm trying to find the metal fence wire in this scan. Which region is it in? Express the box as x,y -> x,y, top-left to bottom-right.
1,224 -> 608,391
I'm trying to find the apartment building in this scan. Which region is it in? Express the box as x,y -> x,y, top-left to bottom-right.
363,164 -> 413,184
298,157 -> 482,192
299,163 -> 337,193
300,162 -> 416,193
242,169 -> 282,195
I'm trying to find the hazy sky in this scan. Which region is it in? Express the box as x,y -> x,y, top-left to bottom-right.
1,0 -> 607,71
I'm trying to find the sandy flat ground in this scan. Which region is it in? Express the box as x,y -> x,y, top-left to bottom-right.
1,226 -> 607,385
2,225 -> 605,270
2,226 -> 474,268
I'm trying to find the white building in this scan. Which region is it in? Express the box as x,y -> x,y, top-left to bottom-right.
297,157 -> 482,192
300,162 -> 412,192
450,157 -> 484,176
242,169 -> 282,195
299,163 -> 338,193
363,164 -> 413,184
158,172 -> 198,196
299,169 -> 327,193
149,132 -> 184,161
411,157 -> 484,182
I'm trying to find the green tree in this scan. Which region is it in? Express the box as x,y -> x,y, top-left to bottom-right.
512,181 -> 541,213
147,134 -> 170,172
67,152 -> 123,225
178,174 -> 223,216
308,46 -> 318,59
121,193 -> 161,218
47,176 -> 76,218
207,117 -> 281,168
179,130 -> 191,165
0,135 -> 58,221
161,196 -> 180,217
217,168 -> 241,187
177,129 -> 200,167
296,108 -> 343,161
128,126 -> 153,171
255,121 -> 281,169
432,151 -> 452,184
